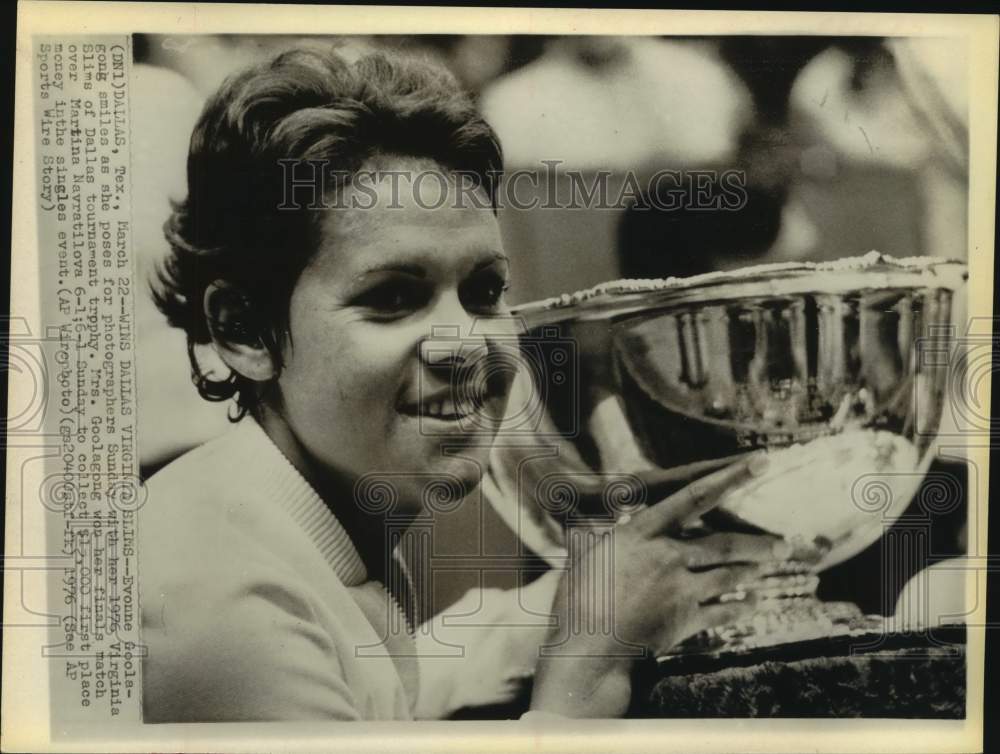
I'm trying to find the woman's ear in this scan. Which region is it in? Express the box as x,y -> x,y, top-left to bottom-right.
203,282 -> 277,382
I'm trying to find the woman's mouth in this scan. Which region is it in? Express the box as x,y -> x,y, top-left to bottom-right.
397,374 -> 510,424
401,393 -> 481,421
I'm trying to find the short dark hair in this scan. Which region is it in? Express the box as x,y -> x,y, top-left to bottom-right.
154,44 -> 504,418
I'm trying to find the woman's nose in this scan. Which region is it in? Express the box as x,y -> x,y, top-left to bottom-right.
419,325 -> 488,368
419,297 -> 490,368
420,295 -> 487,366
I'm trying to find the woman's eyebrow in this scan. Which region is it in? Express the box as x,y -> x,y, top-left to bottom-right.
474,252 -> 510,270
352,263 -> 427,281
354,252 -> 508,281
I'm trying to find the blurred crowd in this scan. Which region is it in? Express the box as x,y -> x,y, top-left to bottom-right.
131,33 -> 969,470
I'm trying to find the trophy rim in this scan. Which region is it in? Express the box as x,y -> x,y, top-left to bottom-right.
512,252 -> 968,327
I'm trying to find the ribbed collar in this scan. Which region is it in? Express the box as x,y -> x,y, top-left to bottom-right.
233,417 -> 419,632
236,416 -> 369,588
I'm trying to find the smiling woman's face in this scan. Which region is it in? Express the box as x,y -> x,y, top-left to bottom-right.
269,157 -> 514,507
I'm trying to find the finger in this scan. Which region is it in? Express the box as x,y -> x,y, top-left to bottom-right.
683,532 -> 791,569
573,454 -> 754,516
632,453 -> 754,501
632,452 -> 770,536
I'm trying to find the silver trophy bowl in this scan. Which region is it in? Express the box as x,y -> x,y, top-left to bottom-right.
505,252 -> 967,653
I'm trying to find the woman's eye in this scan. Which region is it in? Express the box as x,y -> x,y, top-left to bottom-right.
353,281 -> 428,316
461,272 -> 510,312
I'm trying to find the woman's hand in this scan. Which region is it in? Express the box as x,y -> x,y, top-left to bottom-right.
529,452 -> 810,718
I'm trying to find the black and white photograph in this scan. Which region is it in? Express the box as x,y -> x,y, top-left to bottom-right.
3,3 -> 996,752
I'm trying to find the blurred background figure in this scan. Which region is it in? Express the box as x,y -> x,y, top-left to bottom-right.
616,36 -> 968,281
479,35 -> 755,297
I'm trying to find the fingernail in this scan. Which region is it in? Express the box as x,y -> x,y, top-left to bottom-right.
508,667 -> 535,680
771,539 -> 794,560
748,452 -> 770,477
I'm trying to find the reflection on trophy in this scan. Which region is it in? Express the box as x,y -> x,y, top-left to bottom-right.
508,252 -> 967,658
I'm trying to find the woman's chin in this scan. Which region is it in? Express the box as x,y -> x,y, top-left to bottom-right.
377,458 -> 483,517
426,450 -> 488,491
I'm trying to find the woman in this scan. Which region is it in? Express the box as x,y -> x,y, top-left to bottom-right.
140,43 -> 800,722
